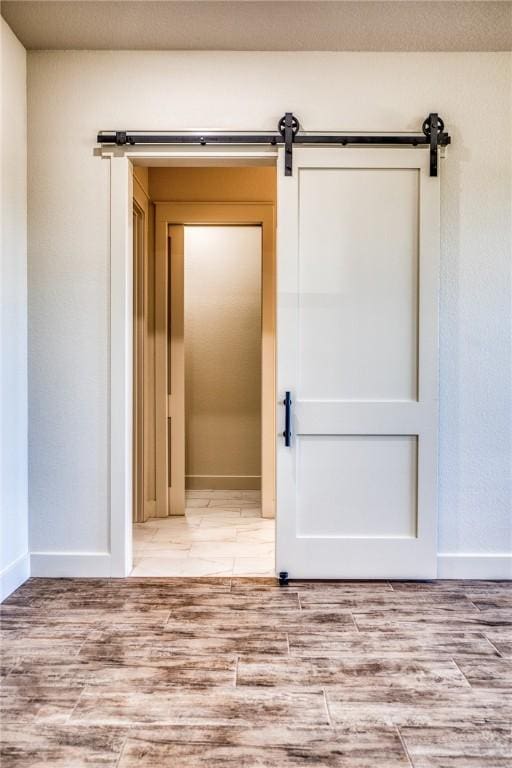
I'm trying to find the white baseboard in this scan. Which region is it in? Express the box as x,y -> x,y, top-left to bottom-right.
30,552 -> 112,578
0,552 -> 30,601
17,551 -> 512,581
186,474 -> 261,491
437,553 -> 512,580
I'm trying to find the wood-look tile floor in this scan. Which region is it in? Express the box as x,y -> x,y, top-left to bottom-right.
132,490 -> 275,577
1,577 -> 511,766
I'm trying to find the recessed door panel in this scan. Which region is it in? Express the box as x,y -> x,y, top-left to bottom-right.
298,168 -> 419,402
296,435 -> 417,538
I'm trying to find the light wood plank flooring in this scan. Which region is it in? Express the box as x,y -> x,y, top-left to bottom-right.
1,577 -> 511,766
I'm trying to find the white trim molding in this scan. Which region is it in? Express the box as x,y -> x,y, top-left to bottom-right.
185,474 -> 262,491
97,146 -> 278,164
14,552 -> 512,582
437,553 -> 512,580
0,553 -> 30,601
109,155 -> 134,577
30,552 -> 112,578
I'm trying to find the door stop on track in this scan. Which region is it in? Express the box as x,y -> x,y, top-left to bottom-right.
278,571 -> 289,587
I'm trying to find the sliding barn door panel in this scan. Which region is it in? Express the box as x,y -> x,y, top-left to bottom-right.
277,148 -> 439,579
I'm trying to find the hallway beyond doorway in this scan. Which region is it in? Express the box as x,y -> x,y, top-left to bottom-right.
132,490 -> 274,577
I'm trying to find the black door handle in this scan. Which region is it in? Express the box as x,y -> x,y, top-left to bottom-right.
283,391 -> 292,447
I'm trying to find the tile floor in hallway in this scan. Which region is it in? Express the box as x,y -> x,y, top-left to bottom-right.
1,577 -> 511,766
132,490 -> 275,577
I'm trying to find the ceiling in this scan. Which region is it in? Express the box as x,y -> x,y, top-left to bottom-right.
1,1 -> 510,51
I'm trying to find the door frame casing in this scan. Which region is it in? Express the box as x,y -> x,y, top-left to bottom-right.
132,197 -> 145,523
155,202 -> 276,519
110,156 -> 134,576
165,225 -> 186,517
107,150 -> 277,576
132,174 -> 157,524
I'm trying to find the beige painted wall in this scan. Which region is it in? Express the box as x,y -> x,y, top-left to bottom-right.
133,165 -> 149,196
149,166 -> 276,204
185,226 -> 262,489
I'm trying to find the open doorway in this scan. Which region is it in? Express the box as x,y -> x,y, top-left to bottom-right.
131,165 -> 276,577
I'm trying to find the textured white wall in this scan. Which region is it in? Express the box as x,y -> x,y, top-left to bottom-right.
27,52 -> 511,571
1,20 -> 29,598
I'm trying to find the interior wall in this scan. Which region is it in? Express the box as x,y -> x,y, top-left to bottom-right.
149,166 -> 276,203
1,19 -> 29,598
27,51 -> 511,577
185,226 -> 262,490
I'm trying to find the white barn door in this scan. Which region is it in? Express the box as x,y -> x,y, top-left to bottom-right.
276,148 -> 440,579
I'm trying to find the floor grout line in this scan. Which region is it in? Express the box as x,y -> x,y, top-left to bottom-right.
350,612 -> 360,633
73,625 -> 103,658
451,657 -> 473,688
65,684 -> 88,724
114,735 -> 129,768
396,727 -> 415,768
322,688 -> 332,727
482,634 -> 504,657
233,655 -> 239,686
